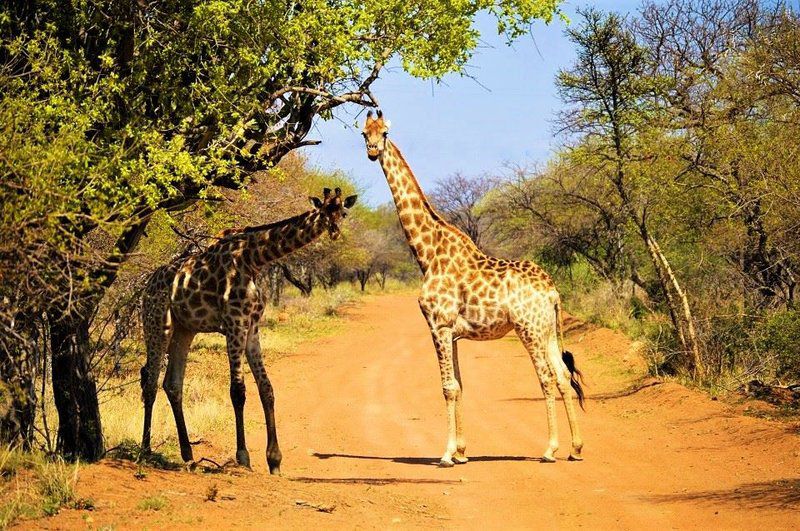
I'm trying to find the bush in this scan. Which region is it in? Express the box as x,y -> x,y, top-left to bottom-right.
757,310 -> 800,382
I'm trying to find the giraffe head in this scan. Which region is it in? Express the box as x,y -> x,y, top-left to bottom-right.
362,110 -> 391,161
309,187 -> 357,240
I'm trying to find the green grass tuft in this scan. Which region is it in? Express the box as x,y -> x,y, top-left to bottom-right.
137,495 -> 168,512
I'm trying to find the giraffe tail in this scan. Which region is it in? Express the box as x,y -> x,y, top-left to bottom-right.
554,296 -> 586,410
562,351 -> 586,411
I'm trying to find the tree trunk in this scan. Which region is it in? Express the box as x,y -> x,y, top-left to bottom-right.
49,313 -> 104,461
268,265 -> 283,307
739,198 -> 796,309
377,267 -> 388,289
355,269 -> 370,291
643,234 -> 703,379
0,340 -> 38,449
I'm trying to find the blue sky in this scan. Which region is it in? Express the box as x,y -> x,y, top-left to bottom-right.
301,0 -> 640,205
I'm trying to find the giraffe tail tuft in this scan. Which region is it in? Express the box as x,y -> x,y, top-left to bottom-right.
562,351 -> 586,411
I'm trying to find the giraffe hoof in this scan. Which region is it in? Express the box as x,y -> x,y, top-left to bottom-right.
236,449 -> 251,469
541,455 -> 556,463
438,458 -> 455,468
269,465 -> 281,476
568,453 -> 583,462
453,455 -> 468,464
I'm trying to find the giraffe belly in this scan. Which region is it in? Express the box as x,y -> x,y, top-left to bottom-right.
171,304 -> 223,333
453,313 -> 513,341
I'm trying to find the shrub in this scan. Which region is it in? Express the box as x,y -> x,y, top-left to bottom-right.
757,310 -> 800,382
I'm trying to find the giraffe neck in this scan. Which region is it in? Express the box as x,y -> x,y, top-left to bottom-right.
380,140 -> 441,272
241,210 -> 327,270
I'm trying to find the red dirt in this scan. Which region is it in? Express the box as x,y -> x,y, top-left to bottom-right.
25,294 -> 800,529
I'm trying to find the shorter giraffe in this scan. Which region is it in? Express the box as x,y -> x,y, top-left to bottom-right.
140,188 -> 357,475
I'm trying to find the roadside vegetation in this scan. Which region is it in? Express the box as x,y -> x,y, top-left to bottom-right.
0,446 -> 84,528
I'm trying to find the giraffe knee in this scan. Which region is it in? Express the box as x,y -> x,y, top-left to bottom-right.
163,380 -> 182,403
442,382 -> 461,401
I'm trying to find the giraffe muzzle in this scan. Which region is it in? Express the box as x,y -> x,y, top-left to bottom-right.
328,225 -> 341,240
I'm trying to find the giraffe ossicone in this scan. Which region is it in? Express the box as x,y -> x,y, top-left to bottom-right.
140,188 -> 356,475
362,111 -> 585,466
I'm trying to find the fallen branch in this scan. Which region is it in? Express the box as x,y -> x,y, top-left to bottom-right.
295,499 -> 336,513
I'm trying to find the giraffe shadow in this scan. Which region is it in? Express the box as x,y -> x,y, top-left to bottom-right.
502,379 -> 664,402
311,452 -> 543,465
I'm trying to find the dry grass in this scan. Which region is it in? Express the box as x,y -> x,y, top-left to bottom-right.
0,446 -> 81,528
137,494 -> 168,512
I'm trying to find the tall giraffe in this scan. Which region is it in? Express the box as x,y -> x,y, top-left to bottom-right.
140,188 -> 357,475
361,111 -> 584,466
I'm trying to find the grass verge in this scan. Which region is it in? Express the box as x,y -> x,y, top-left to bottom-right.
0,446 -> 81,528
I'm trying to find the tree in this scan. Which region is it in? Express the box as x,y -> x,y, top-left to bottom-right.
0,0 -> 563,458
349,204 -> 415,290
490,162 -> 632,292
431,173 -> 498,252
637,0 -> 796,310
556,8 -> 704,377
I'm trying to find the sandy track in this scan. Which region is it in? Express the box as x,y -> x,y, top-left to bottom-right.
35,294 -> 800,529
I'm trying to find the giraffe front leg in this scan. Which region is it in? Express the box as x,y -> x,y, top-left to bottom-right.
245,326 -> 282,475
452,340 -> 467,464
431,327 -> 460,468
226,327 -> 251,469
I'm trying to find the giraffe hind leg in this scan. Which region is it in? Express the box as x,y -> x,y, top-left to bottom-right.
549,339 -> 584,460
162,327 -> 196,462
141,296 -> 172,453
515,323 -> 560,462
452,340 -> 467,464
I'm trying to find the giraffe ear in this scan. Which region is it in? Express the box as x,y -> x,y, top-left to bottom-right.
384,119 -> 391,129
344,195 -> 358,208
310,196 -> 323,208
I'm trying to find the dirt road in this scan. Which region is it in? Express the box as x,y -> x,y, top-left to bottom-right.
39,294 -> 800,529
